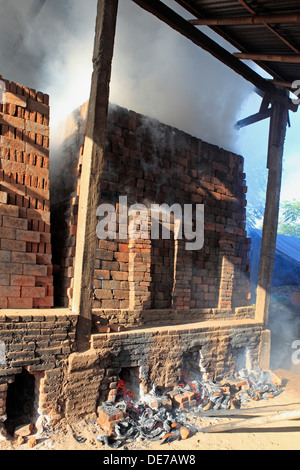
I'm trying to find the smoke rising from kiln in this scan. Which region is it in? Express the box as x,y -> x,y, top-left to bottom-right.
0,0 -> 252,153
111,0 -> 253,153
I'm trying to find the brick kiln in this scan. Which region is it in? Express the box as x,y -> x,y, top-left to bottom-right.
0,75 -> 268,433
50,102 -> 266,413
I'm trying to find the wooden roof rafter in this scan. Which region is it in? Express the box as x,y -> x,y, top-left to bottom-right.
175,0 -> 300,86
236,0 -> 300,55
131,0 -> 298,111
189,13 -> 300,27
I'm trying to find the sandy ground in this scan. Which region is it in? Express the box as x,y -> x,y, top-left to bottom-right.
1,365 -> 300,452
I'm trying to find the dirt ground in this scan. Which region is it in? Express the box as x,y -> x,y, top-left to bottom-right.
1,365 -> 300,452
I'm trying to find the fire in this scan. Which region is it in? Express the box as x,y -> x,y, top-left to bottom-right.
178,371 -> 203,403
116,379 -> 134,402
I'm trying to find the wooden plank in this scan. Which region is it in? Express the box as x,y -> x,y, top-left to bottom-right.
72,0 -> 119,351
235,109 -> 272,129
198,403 -> 300,418
255,94 -> 289,325
132,0 -> 298,112
199,409 -> 300,433
233,53 -> 300,63
190,13 -> 300,26
260,94 -> 271,113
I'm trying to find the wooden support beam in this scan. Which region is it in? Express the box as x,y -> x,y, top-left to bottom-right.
131,0 -> 297,112
233,53 -> 300,63
190,13 -> 300,26
260,94 -> 271,113
72,0 -> 119,351
267,79 -> 300,89
235,109 -> 272,129
255,92 -> 289,326
199,409 -> 300,433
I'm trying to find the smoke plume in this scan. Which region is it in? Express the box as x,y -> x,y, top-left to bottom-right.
0,0 -> 253,153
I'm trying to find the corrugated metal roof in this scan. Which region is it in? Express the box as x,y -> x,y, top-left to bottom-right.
175,0 -> 300,84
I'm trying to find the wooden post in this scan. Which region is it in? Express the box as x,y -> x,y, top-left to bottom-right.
255,92 -> 289,326
72,0 -> 119,351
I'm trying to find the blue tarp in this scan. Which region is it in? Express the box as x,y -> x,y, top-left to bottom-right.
248,228 -> 300,266
248,227 -> 300,291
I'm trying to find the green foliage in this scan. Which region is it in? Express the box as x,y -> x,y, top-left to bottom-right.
278,200 -> 300,238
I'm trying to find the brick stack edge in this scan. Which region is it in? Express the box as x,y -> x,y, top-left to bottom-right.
0,76 -> 54,309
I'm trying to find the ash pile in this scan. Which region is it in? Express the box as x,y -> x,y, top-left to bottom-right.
96,367 -> 283,448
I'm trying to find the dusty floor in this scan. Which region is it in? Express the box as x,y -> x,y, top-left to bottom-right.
1,365 -> 300,452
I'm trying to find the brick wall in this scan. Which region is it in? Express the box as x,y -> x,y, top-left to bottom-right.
0,310 -> 77,422
0,75 -> 53,309
48,318 -> 264,421
91,320 -> 264,403
53,103 -> 252,327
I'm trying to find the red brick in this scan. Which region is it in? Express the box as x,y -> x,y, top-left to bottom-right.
27,208 -> 50,223
11,275 -> 35,287
173,394 -> 189,405
94,269 -> 110,280
1,239 -> 26,252
35,275 -> 53,286
0,261 -> 22,275
118,244 -> 129,253
2,216 -> 28,230
0,203 -> 19,217
0,192 -> 8,204
8,297 -> 33,309
32,296 -> 53,307
47,286 -> 54,296
114,252 -> 129,263
0,251 -> 11,263
16,230 -> 41,243
21,286 -> 46,298
11,252 -> 36,264
94,289 -> 113,300
23,264 -> 48,276
0,274 -> 10,286
98,406 -> 124,424
0,297 -> 8,308
36,254 -> 52,265
40,233 -> 51,243
111,271 -> 128,281
0,286 -> 20,297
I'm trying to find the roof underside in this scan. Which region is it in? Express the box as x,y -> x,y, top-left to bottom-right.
175,0 -> 300,84
131,0 -> 300,111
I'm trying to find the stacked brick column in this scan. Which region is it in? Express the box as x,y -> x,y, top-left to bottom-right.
0,76 -> 53,309
172,239 -> 193,310
54,103 -> 252,326
128,238 -> 151,310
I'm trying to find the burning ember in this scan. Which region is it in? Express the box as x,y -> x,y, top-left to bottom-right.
96,366 -> 283,448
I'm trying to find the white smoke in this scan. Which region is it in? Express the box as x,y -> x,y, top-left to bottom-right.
111,0 -> 253,152
0,0 -> 253,154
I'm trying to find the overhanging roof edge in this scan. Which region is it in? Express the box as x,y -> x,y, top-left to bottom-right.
131,0 -> 298,112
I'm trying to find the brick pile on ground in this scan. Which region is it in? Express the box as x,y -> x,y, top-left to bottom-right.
96,367 -> 282,448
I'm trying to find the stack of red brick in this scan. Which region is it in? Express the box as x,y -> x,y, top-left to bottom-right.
0,75 -> 53,309
56,103 -> 251,316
